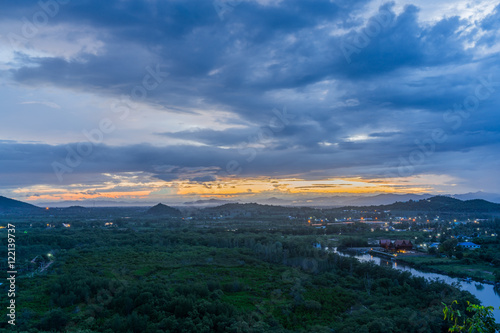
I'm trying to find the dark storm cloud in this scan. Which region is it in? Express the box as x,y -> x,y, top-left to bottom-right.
3,3 -> 472,91
476,4 -> 500,47
159,121 -> 338,149
340,6 -> 471,75
190,175 -> 217,183
158,128 -> 256,147
369,131 -> 402,138
8,0 -> 486,124
480,4 -> 500,31
2,0 -> 500,192
1,125 -> 499,187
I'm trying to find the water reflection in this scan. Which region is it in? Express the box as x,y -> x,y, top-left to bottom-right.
332,248 -> 500,322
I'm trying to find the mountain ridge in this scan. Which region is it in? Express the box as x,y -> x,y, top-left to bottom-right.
201,196 -> 500,214
341,196 -> 500,213
0,196 -> 41,211
9,191 -> 500,210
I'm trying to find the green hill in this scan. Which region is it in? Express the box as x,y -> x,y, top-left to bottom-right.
0,196 -> 41,212
147,203 -> 182,217
351,196 -> 500,213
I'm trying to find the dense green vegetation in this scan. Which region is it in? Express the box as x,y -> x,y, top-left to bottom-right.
443,301 -> 498,332
1,195 -> 499,332
0,223 -> 482,332
337,237 -> 369,249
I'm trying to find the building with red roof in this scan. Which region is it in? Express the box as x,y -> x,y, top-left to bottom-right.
379,239 -> 413,252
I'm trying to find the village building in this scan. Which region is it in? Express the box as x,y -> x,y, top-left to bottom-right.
379,239 -> 413,253
457,242 -> 481,250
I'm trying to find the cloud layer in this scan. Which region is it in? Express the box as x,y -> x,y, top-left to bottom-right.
0,0 -> 499,202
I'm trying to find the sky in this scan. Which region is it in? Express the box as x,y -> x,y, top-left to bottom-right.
0,0 -> 499,205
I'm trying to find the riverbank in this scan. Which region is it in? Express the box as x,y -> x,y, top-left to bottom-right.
396,255 -> 497,285
339,247 -> 498,285
332,247 -> 500,323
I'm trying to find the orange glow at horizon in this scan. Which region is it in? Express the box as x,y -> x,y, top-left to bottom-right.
175,176 -> 433,197
15,173 -> 455,203
25,190 -> 152,202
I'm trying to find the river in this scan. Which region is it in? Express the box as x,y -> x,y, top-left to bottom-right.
331,248 -> 500,321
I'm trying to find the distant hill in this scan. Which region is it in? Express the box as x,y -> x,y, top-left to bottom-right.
182,199 -> 238,206
349,196 -> 500,213
256,197 -> 295,205
205,202 -> 290,213
0,196 -> 41,212
147,203 -> 182,216
203,202 -> 316,217
249,192 -> 499,207
37,199 -> 158,207
451,192 -> 500,204
345,193 -> 433,206
205,197 -> 500,216
249,193 -> 434,207
29,192 -> 500,208
63,206 -> 89,212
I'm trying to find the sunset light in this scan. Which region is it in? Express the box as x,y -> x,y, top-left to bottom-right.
0,0 -> 498,206
1,1 -> 499,330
